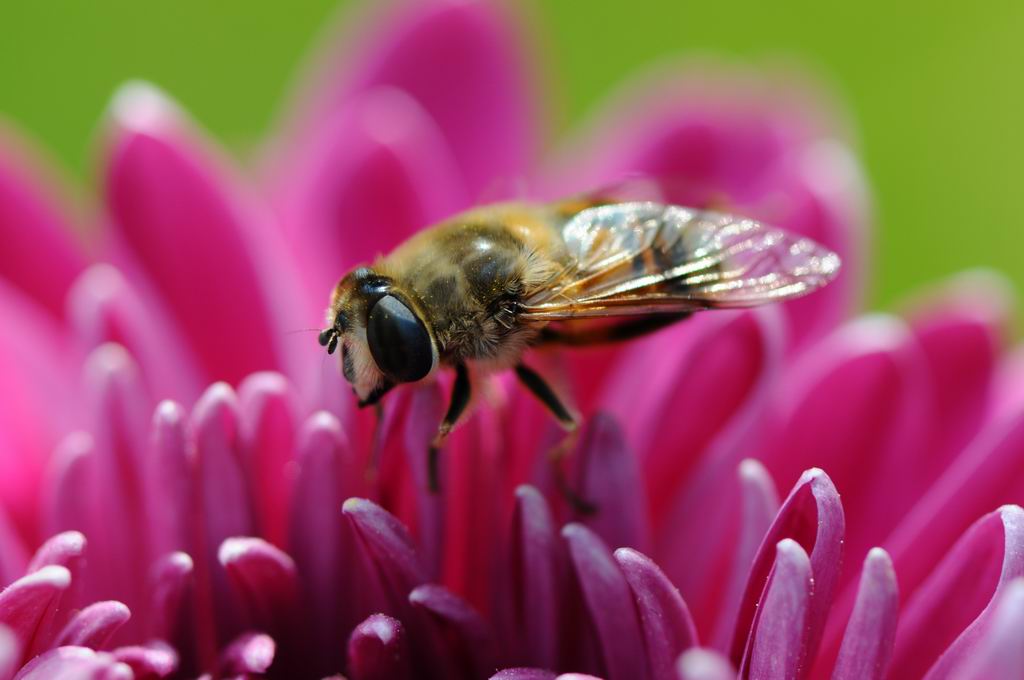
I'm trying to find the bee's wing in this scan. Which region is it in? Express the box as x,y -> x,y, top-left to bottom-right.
520,202 -> 840,320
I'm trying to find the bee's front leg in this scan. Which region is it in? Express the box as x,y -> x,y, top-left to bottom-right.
427,363 -> 471,492
514,364 -> 597,515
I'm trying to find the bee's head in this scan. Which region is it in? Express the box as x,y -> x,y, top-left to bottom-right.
320,267 -> 438,406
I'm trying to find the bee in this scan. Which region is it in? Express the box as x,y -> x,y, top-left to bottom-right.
319,195 -> 839,492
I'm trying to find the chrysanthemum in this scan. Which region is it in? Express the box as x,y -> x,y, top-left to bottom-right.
0,1 -> 1021,679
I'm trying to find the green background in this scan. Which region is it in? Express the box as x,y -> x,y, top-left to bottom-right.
1,1 -> 1021,320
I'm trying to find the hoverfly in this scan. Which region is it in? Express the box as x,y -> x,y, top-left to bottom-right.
319,195 -> 839,492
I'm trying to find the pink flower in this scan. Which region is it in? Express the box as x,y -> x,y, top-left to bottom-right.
0,1 -> 1021,678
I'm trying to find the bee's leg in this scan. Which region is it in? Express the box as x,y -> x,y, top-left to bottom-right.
514,364 -> 597,515
427,363 -> 471,493
538,312 -> 692,347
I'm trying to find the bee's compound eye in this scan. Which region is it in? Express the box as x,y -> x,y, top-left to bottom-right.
366,295 -> 433,383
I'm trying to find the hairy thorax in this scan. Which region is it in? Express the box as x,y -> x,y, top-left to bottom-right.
377,203 -> 569,367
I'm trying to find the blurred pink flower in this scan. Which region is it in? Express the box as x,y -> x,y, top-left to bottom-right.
0,1 -> 1022,679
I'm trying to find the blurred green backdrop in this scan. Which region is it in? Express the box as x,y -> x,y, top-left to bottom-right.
1,1 -> 1021,318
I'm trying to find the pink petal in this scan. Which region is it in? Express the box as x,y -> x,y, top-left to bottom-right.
43,434 -> 95,556
0,283 -> 79,539
490,671 -> 556,680
676,649 -> 736,680
747,539 -> 812,679
614,548 -> 698,680
238,373 -> 298,548
0,505 -> 28,590
563,523 -> 648,680
601,307 -> 781,469
501,485 -> 562,669
342,497 -> 428,609
0,566 -> 71,660
190,383 -> 256,644
0,624 -> 20,680
885,399 -> 1024,602
409,583 -> 495,678
274,87 -> 470,299
218,537 -> 299,633
13,647 -> 132,680
729,469 -> 844,672
762,316 -> 927,575
346,614 -> 412,680
283,0 -> 537,198
831,548 -> 898,680
148,402 -> 191,560
289,411 -> 358,675
27,531 -> 86,574
66,265 -> 204,405
56,601 -> 131,649
709,459 -> 780,649
111,641 -> 178,679
219,632 -> 275,676
891,505 -> 1024,679
148,552 -> 193,643
78,344 -> 153,622
947,577 -> 1024,680
907,272 -> 1009,468
103,82 -> 293,385
569,414 -> 649,552
0,126 -> 87,317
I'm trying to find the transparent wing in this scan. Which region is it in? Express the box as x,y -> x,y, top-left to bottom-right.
520,202 -> 841,320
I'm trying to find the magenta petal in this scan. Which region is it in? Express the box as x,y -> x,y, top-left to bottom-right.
676,648 -> 736,680
709,459 -> 780,649
563,523 -> 648,680
570,414 -> 649,552
103,83 -> 287,385
148,552 -> 193,642
218,536 -> 299,632
343,497 -> 428,606
832,548 -> 898,680
0,283 -> 78,538
0,566 -> 71,657
111,641 -> 178,679
729,469 -> 844,671
79,344 -> 154,622
66,265 -> 204,405
43,434 -> 95,556
191,382 -> 256,618
238,373 -> 298,548
148,402 -> 190,559
0,624 -> 19,680
0,506 -> 28,590
275,87 -> 470,298
288,0 -> 537,197
747,540 -> 812,679
947,577 -> 1024,679
908,272 -> 1009,465
885,401 -> 1024,603
13,647 -> 132,680
219,632 -> 275,676
614,548 -> 697,680
55,601 -> 131,650
502,485 -> 561,669
0,129 -> 86,316
346,614 -> 412,680
410,583 -> 495,678
490,670 -> 556,680
290,411 -> 357,674
28,531 -> 86,574
891,505 -> 1024,679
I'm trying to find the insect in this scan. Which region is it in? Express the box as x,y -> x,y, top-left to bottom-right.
319,195 -> 840,494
